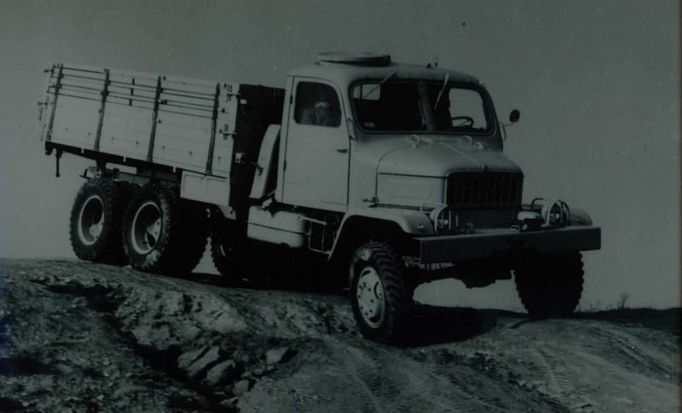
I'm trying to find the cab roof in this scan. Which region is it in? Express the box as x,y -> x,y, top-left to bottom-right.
288,53 -> 480,86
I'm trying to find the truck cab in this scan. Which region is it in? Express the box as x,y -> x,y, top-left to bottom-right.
279,53 -> 510,212
249,53 -> 533,260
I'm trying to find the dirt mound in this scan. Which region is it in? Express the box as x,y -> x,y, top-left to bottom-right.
0,259 -> 678,412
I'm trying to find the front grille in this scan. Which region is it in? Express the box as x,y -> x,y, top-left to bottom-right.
446,172 -> 523,208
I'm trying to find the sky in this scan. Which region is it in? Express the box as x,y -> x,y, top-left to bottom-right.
0,0 -> 679,310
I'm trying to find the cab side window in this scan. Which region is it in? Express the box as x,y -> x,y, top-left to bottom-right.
294,82 -> 341,127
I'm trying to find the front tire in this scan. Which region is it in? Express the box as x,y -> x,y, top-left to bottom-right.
69,178 -> 131,264
350,242 -> 411,344
514,252 -> 584,318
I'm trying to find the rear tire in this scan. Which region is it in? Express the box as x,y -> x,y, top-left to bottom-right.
514,252 -> 584,318
350,242 -> 411,344
69,178 -> 130,264
177,201 -> 209,275
122,185 -> 200,276
210,228 -> 272,287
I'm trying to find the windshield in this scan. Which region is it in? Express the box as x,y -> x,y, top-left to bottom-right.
425,81 -> 491,133
350,80 -> 492,134
351,81 -> 427,132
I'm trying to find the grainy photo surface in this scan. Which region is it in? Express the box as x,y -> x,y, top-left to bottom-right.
0,1 -> 679,412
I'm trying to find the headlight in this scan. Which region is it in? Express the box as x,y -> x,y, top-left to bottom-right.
429,206 -> 453,232
540,200 -> 571,226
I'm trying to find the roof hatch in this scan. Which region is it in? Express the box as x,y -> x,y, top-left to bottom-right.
317,52 -> 391,66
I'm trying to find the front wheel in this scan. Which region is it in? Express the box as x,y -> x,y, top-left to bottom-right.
350,242 -> 412,344
514,252 -> 584,318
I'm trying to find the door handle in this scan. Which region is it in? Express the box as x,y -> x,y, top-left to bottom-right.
336,148 -> 348,153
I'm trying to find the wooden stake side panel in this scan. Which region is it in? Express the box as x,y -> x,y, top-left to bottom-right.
42,63 -> 239,178
51,97 -> 100,149
99,104 -> 154,161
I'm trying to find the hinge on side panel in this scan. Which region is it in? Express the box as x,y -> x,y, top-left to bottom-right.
363,196 -> 379,206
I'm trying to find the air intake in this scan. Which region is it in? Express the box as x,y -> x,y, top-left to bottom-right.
446,172 -> 523,208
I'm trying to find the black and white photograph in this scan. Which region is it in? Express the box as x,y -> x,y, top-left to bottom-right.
0,1 -> 679,412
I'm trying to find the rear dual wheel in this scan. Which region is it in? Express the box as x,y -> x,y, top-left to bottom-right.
122,185 -> 207,276
69,178 -> 135,264
71,180 -> 208,276
210,229 -> 273,287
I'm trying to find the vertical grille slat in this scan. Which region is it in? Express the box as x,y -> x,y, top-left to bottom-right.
447,172 -> 523,208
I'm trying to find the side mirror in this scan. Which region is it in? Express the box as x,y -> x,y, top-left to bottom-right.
509,109 -> 520,123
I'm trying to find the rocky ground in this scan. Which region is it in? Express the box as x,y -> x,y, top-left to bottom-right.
0,259 -> 679,412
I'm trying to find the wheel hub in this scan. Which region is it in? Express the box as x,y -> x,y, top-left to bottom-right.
131,201 -> 162,255
356,266 -> 385,328
78,194 -> 104,246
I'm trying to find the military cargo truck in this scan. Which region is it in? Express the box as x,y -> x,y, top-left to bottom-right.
38,53 -> 601,343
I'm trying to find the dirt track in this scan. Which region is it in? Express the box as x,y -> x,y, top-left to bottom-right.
0,259 -> 678,412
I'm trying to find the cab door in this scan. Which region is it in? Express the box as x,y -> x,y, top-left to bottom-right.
281,79 -> 349,210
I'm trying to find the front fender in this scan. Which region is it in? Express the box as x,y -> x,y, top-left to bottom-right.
342,207 -> 435,235
328,207 -> 434,259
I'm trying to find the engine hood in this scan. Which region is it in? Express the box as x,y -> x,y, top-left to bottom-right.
377,136 -> 522,177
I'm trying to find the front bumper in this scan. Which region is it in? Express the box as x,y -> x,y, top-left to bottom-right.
415,226 -> 601,263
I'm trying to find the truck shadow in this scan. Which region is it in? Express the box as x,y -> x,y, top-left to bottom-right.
186,269 -> 681,344
573,308 -> 681,336
187,270 -> 347,295
186,271 -> 518,347
402,306 -> 502,347
401,307 -> 681,347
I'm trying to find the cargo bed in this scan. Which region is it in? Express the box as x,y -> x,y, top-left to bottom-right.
38,63 -> 284,180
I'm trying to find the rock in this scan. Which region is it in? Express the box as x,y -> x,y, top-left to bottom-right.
55,363 -> 75,375
192,297 -> 247,333
130,324 -> 174,350
265,347 -> 296,365
220,397 -> 239,409
178,346 -> 222,379
203,359 -> 240,387
251,365 -> 275,377
176,320 -> 202,341
177,347 -> 206,370
233,379 -> 251,396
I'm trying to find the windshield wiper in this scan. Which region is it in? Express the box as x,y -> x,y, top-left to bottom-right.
433,73 -> 450,110
362,71 -> 397,99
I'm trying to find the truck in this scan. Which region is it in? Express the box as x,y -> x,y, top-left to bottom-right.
38,53 -> 601,344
